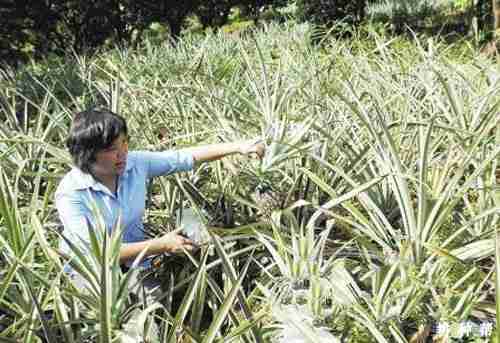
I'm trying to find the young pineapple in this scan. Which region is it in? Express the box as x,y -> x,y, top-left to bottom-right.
247,119 -> 314,217
251,179 -> 289,217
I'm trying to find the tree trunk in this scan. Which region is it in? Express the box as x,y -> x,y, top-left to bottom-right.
469,0 -> 479,40
481,0 -> 500,55
494,0 -> 500,39
169,21 -> 182,39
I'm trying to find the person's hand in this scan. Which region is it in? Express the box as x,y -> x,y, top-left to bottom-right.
239,138 -> 265,159
154,229 -> 196,254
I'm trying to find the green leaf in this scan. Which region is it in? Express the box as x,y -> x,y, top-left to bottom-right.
202,254 -> 253,343
211,234 -> 263,343
167,250 -> 209,343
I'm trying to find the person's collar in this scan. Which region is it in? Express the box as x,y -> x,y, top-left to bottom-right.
70,167 -> 102,191
70,155 -> 134,191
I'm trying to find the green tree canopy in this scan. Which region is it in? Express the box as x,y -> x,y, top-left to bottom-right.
0,0 -> 286,65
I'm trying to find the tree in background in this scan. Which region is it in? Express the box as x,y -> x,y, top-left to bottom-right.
0,0 -> 145,65
237,0 -> 288,22
483,0 -> 500,53
194,0 -> 234,28
296,0 -> 366,27
0,1 -> 66,64
131,0 -> 199,38
0,0 -> 202,64
50,1 -> 136,53
494,0 -> 500,39
474,0 -> 500,54
0,0 -> 289,65
472,0 -> 493,32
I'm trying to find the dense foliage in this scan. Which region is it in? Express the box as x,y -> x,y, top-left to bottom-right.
0,0 -> 285,65
0,0 -> 141,63
3,0 -> 500,66
296,0 -> 367,26
194,0 -> 234,28
0,23 -> 499,342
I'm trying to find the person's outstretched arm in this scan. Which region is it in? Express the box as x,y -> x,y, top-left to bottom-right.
185,139 -> 264,163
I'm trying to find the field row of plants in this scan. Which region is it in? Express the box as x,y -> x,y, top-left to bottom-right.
0,23 -> 499,342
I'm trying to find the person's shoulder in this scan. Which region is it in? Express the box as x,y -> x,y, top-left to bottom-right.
122,151 -> 153,178
55,168 -> 93,198
126,151 -> 143,169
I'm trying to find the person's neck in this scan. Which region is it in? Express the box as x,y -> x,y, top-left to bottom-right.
93,173 -> 117,194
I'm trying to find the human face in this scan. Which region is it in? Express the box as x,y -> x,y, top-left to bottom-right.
91,134 -> 129,179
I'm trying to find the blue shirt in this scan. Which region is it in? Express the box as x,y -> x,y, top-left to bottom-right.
55,150 -> 194,267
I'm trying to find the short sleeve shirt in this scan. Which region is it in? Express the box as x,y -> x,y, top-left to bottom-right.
55,150 -> 194,267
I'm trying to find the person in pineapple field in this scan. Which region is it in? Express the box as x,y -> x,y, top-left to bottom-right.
55,108 -> 264,299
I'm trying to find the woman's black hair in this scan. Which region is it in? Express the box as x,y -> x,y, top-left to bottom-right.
66,109 -> 127,173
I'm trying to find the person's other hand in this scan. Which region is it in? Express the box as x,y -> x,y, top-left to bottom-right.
154,229 -> 196,254
239,138 -> 265,159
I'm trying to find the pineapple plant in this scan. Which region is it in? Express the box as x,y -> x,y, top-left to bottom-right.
249,118 -> 317,217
